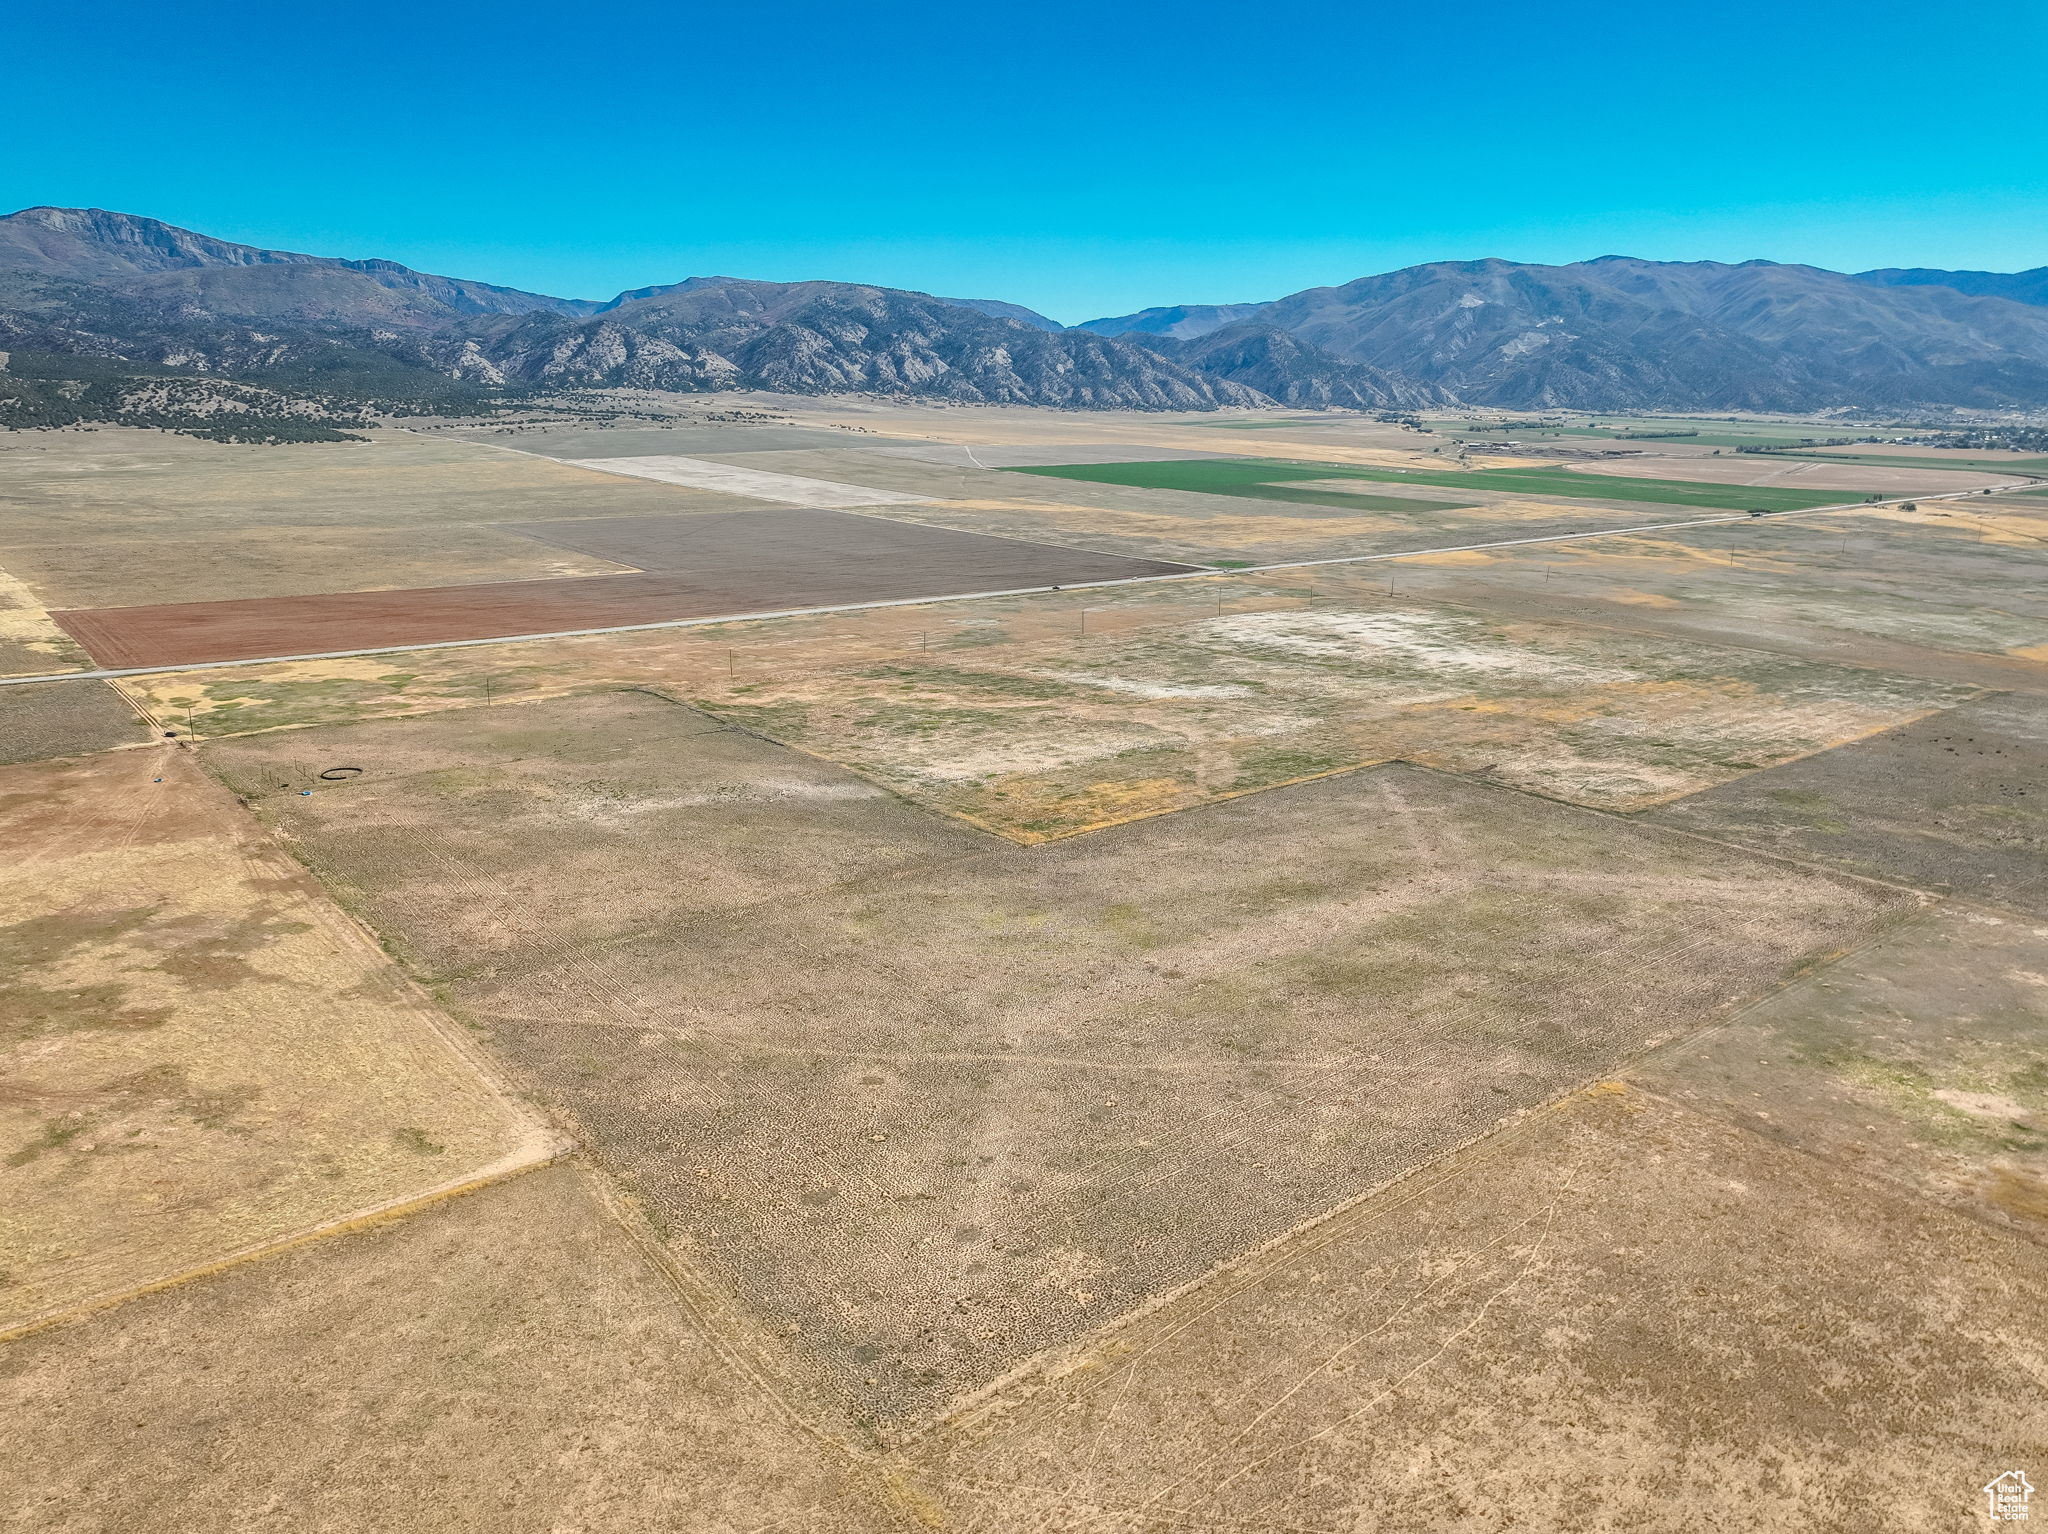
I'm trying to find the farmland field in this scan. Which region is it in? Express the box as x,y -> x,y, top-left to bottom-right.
1009,454 -> 1888,510
6,394 -> 2046,1531
201,717 -> 1917,1422
0,747 -> 554,1333
50,511 -> 1195,668
1269,495 -> 2048,691
914,1083 -> 2048,1531
682,601 -> 1970,838
0,1164 -> 893,1533
998,457 -> 1473,514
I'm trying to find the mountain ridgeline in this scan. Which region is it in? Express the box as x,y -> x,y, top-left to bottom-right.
3,206 -> 2046,420
1078,257 -> 2048,412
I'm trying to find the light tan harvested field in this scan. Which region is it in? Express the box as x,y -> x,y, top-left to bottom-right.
0,429 -> 771,608
1807,441 -> 2048,462
201,704 -> 1917,1423
913,1085 -> 2048,1531
0,747 -> 555,1333
0,1165 -> 896,1534
856,486 -> 1705,566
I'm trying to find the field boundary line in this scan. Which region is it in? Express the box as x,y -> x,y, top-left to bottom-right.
0,1146 -> 569,1347
1620,1039 -> 2048,1256
571,1158 -> 893,1467
0,488 -> 1999,689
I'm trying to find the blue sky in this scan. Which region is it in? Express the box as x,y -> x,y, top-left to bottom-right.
7,0 -> 2044,323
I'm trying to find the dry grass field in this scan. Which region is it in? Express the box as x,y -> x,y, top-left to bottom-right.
1633,904 -> 2048,1237
0,564 -> 93,678
202,690 -> 990,978
0,1165 -> 896,1534
5,398 -> 2045,1531
0,430 -> 728,608
0,747 -> 556,1334
0,678 -> 149,764
680,601 -> 1969,838
1648,692 -> 2048,911
1282,498 -> 2048,693
201,700 -> 1919,1423
914,1084 -> 2048,1531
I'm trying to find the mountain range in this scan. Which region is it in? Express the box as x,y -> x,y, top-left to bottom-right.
2,205 -> 2045,417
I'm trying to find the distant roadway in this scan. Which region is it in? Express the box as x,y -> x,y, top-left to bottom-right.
0,481 -> 2034,690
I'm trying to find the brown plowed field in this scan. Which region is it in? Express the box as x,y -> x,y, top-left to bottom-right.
52,509 -> 1198,668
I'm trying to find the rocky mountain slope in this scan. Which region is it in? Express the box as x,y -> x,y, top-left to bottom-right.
1082,257 -> 2048,410
1124,323 -> 1446,408
438,278 -> 1265,406
0,209 -> 1262,411
9,207 -> 2047,416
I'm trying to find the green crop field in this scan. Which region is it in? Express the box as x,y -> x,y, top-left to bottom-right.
1001,457 -> 1469,513
1008,457 -> 1878,512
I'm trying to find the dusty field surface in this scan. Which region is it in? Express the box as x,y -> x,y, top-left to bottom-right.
0,748 -> 553,1333
772,397 -> 1508,469
0,679 -> 149,765
52,511 -> 1195,669
913,1084 -> 2048,1532
0,1165 -> 898,1534
861,441 -> 1231,467
0,429 -> 764,609
499,505 -> 1192,580
0,563 -> 93,678
203,689 -> 990,979
1275,501 -> 2048,693
6,398 -> 2040,1526
560,453 -> 940,507
108,580 -> 1322,740
1566,453 -> 2016,492
1634,904 -> 2048,1241
863,486 -> 1765,569
6,523 -> 636,610
1806,441 -> 2048,465
232,744 -> 1917,1424
1649,692 -> 2048,913
686,599 -> 1970,838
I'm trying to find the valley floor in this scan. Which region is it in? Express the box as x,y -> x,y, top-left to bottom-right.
2,395 -> 2044,1531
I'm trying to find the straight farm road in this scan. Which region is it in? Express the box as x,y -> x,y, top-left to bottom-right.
0,483 -> 2016,689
